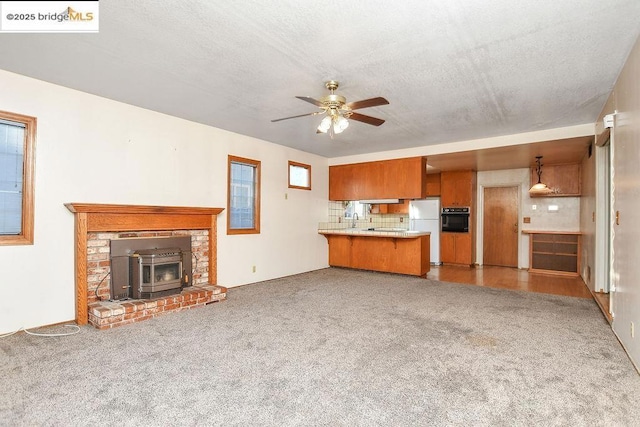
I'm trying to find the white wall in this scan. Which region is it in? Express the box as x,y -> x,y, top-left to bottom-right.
600,35 -> 640,369
475,168 -> 581,268
0,70 -> 329,334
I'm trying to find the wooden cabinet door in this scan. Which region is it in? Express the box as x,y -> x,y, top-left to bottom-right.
441,232 -> 472,265
387,200 -> 410,214
549,163 -> 581,195
454,233 -> 472,264
329,164 -> 355,200
441,171 -> 474,206
363,161 -> 385,199
440,233 -> 456,263
327,235 -> 352,267
390,157 -> 427,199
370,204 -> 388,214
440,172 -> 457,207
426,173 -> 441,196
455,173 -> 473,206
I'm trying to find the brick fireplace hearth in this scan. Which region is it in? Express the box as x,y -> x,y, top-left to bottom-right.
65,203 -> 225,328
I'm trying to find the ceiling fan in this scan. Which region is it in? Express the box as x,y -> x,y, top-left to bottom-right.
271,81 -> 389,137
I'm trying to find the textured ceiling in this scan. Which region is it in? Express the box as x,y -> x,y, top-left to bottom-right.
0,1 -> 638,158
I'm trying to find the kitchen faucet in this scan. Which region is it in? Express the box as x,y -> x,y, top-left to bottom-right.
352,213 -> 358,228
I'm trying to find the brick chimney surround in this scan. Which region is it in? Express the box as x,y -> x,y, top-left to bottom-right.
65,203 -> 226,329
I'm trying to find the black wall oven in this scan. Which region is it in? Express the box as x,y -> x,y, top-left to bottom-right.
441,207 -> 470,233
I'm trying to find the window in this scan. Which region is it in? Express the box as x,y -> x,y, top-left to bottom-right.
227,155 -> 260,234
288,161 -> 311,190
0,111 -> 36,246
344,201 -> 366,219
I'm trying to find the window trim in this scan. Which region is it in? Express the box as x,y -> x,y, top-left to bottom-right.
227,155 -> 261,235
288,160 -> 312,190
0,110 -> 36,246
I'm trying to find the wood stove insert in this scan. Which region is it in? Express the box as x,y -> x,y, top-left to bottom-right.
110,236 -> 193,300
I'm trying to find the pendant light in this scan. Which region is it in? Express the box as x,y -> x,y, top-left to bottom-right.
529,156 -> 552,195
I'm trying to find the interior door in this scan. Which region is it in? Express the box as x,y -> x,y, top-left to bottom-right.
483,186 -> 519,267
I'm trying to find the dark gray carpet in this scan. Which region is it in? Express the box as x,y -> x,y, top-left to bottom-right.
1,268 -> 638,426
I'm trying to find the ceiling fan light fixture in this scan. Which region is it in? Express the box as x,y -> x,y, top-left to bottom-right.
334,116 -> 349,134
317,115 -> 332,133
272,80 -> 388,135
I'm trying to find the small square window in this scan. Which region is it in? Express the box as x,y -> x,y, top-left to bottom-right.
288,161 -> 311,190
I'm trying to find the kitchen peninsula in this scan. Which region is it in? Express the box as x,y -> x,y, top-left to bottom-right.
319,228 -> 430,277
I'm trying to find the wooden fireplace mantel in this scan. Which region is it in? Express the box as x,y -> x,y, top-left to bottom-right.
65,203 -> 224,325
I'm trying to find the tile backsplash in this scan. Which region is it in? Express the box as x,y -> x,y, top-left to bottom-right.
319,201 -> 409,230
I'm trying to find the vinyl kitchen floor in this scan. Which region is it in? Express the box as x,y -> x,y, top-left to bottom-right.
427,264 -> 593,299
427,264 -> 615,323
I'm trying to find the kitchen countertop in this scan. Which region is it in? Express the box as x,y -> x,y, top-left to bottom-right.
318,228 -> 430,238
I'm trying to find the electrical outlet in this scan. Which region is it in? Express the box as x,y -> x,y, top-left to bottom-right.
252,265 -> 256,273
632,322 -> 635,339
285,193 -> 288,200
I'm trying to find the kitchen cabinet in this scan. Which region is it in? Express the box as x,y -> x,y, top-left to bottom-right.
329,163 -> 359,201
440,232 -> 472,265
370,199 -> 410,214
529,163 -> 581,197
323,233 -> 430,276
426,173 -> 441,196
440,170 -> 476,207
329,157 -> 427,200
527,231 -> 581,276
440,170 -> 476,265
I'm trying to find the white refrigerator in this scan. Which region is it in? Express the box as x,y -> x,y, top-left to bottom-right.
409,198 -> 441,264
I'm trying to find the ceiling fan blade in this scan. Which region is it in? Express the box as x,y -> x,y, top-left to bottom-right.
349,112 -> 385,126
346,97 -> 389,110
295,96 -> 324,107
271,111 -> 323,122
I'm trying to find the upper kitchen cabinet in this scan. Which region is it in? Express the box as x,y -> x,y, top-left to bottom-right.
370,199 -> 410,214
329,157 -> 427,200
530,163 -> 581,197
440,170 -> 476,207
329,163 -> 359,201
425,173 -> 441,197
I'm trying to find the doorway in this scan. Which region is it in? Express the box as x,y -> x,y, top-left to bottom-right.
483,186 -> 519,267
